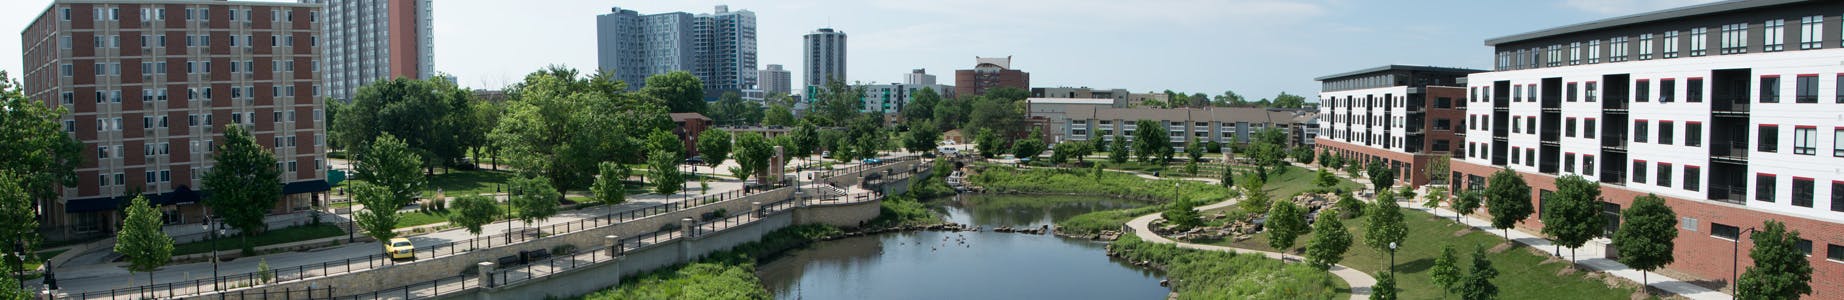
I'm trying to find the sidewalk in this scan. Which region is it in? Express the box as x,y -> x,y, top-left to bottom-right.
1292,161 -> 1732,300
1124,181 -> 1374,300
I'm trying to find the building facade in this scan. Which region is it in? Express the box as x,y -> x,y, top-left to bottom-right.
1031,87 -> 1132,105
1448,1 -> 1844,297
906,68 -> 935,85
21,0 -> 330,240
1315,65 -> 1481,186
1026,98 -> 1120,143
298,0 -> 432,102
758,63 -> 790,95
955,56 -> 1029,97
596,5 -> 756,98
858,83 -> 953,115
1057,107 -> 1313,151
803,28 -> 845,88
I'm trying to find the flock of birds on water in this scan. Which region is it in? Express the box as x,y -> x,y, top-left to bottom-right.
884,232 -> 974,254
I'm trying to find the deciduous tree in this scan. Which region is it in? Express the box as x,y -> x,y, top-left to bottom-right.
1266,201 -> 1308,253
1459,245 -> 1499,300
1485,168 -> 1533,237
1132,120 -> 1170,163
1370,270 -> 1397,300
1430,245 -> 1463,297
1452,190 -> 1484,225
1613,194 -> 1676,287
1108,137 -> 1130,164
1364,192 -> 1408,253
696,128 -> 733,169
114,195 -> 173,297
1305,207 -> 1351,270
591,162 -> 630,215
509,175 -> 562,231
491,68 -> 669,192
1540,174 -> 1606,262
1737,220 -> 1814,300
642,71 -> 706,114
356,133 -> 424,209
335,77 -> 475,172
350,182 -> 401,241
733,132 -> 774,182
1011,129 -> 1047,161
448,195 -> 500,236
203,125 -> 282,235
647,150 -> 685,194
0,71 -> 81,258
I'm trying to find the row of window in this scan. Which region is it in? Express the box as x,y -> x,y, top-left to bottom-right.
1753,175 -> 1844,212
1470,75 -> 1840,105
62,6 -> 317,23
1630,120 -> 1702,147
58,59 -> 319,81
1709,222 -> 1842,261
1756,125 -> 1844,157
1630,160 -> 1700,194
1498,16 -> 1832,71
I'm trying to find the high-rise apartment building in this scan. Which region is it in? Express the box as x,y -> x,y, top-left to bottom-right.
298,0 -> 433,102
597,5 -> 756,98
858,83 -> 953,115
20,0 -> 329,240
758,64 -> 790,95
803,28 -> 846,88
955,56 -> 1029,97
1315,65 -> 1480,186
906,68 -> 935,85
1369,1 -> 1844,298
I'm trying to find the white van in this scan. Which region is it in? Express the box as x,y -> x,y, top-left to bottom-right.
938,146 -> 959,155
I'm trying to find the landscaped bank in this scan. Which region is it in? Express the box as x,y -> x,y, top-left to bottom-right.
1109,234 -> 1343,299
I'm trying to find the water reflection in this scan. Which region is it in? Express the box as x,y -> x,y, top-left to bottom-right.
757,195 -> 1167,300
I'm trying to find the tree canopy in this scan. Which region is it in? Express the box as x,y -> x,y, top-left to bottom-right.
1266,200 -> 1308,252
1540,174 -> 1606,261
356,133 -> 424,209
335,77 -> 476,170
349,182 -> 401,242
1132,120 -> 1171,163
1737,220 -> 1814,300
0,71 -> 82,255
1306,206 -> 1352,270
1364,192 -> 1408,253
1612,193 -> 1676,285
696,128 -> 733,169
491,67 -> 671,192
510,175 -> 562,227
642,71 -> 706,114
1484,168 -> 1534,235
202,125 -> 283,234
448,195 -> 500,236
114,195 -> 173,296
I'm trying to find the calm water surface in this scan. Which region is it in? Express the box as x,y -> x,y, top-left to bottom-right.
756,195 -> 1169,300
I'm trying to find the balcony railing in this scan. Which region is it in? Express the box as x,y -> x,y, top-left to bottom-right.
1709,185 -> 1747,205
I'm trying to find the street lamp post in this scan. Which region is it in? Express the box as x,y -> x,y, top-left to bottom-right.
1173,182 -> 1181,203
1731,227 -> 1759,286
202,219 -> 221,290
507,186 -> 517,244
1388,242 -> 1399,277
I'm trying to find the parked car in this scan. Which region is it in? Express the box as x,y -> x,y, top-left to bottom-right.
862,158 -> 884,165
385,238 -> 416,259
822,151 -> 833,158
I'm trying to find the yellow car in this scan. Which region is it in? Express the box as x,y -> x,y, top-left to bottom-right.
385,238 -> 415,259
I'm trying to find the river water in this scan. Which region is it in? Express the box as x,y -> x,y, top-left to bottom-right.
756,195 -> 1170,300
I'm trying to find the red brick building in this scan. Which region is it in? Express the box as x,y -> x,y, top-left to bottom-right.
1315,65 -> 1481,187
20,0 -> 328,240
954,56 -> 1028,97
671,112 -> 713,158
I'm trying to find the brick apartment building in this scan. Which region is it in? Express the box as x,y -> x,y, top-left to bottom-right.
1315,65 -> 1482,187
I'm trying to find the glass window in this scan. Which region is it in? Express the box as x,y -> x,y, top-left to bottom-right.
1757,173 -> 1777,202
1638,34 -> 1654,60
1687,122 -> 1702,147
1834,128 -> 1844,157
1611,36 -> 1630,62
1721,23 -> 1749,54
1663,31 -> 1680,58
1795,127 -> 1816,155
1635,120 -> 1649,143
1689,78 -> 1704,102
1762,76 -> 1781,103
1834,182 -> 1844,212
1685,165 -> 1701,192
1689,27 -> 1708,56
1636,80 -> 1650,102
1584,155 -> 1596,176
1660,79 -> 1675,102
1760,125 -> 1779,152
1567,82 -> 1578,102
1660,121 -> 1675,145
1802,16 -> 1824,50
1764,19 -> 1785,52
1712,223 -> 1739,240
1658,163 -> 1673,187
1793,177 -> 1814,207
1566,118 -> 1577,137
1586,119 -> 1598,139
1633,161 -> 1648,183
1565,154 -> 1576,173
1795,75 -> 1818,103
1588,40 -> 1602,63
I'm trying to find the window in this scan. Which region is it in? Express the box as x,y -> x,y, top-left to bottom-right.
1566,118 -> 1577,137
1795,126 -> 1816,155
1586,82 -> 1598,102
1660,121 -> 1675,145
1793,177 -> 1814,207
1760,125 -> 1778,152
1527,117 -> 1536,135
1565,153 -> 1576,173
1587,40 -> 1602,63
1712,223 -> 1740,240
1838,75 -> 1844,103
1569,42 -> 1581,65
1512,147 -> 1521,164
1658,163 -> 1673,187
1663,31 -> 1680,58
1526,148 -> 1535,167
1688,78 -> 1704,102
1635,120 -> 1649,143
1638,34 -> 1654,60
1685,165 -> 1701,191
1637,79 -> 1651,102
1758,173 -> 1777,202
1611,36 -> 1630,62
1796,75 -> 1818,103
1586,119 -> 1598,139
1633,161 -> 1648,183
1801,16 -> 1824,50
1831,244 -> 1844,261
1721,23 -> 1749,54
1835,129 -> 1844,157
1584,155 -> 1595,176
1548,45 -> 1563,67
60,7 -> 69,21
1567,82 -> 1578,102
1764,19 -> 1785,52
60,64 -> 71,77
1687,122 -> 1702,147
1660,79 -> 1675,102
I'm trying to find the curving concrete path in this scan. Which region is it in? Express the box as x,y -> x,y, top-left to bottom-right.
1124,187 -> 1376,300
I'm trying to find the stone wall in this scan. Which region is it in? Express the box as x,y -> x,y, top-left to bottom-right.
475,212 -> 796,300
795,199 -> 881,229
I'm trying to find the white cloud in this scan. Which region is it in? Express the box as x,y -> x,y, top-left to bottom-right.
1561,0 -> 1719,15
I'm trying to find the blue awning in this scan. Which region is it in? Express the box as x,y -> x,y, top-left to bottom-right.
282,180 -> 331,195
64,185 -> 205,213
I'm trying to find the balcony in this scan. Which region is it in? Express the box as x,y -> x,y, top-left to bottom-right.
1709,185 -> 1747,205
1600,135 -> 1627,149
1712,140 -> 1749,162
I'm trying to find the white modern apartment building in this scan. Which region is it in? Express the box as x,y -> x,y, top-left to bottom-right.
858,82 -> 952,115
1315,65 -> 1479,186
299,0 -> 433,102
1448,1 -> 1844,297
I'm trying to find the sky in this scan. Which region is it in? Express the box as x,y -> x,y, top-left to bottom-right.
0,0 -> 1720,100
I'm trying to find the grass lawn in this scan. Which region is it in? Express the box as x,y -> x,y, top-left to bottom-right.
421,169 -> 517,198
1260,165 -> 1364,199
173,224 -> 347,255
1203,207 -> 1642,300
21,249 -> 68,271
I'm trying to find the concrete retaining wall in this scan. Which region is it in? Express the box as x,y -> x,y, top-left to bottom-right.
476,212 -> 796,300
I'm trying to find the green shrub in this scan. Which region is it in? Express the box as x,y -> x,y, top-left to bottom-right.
1109,235 -> 1339,299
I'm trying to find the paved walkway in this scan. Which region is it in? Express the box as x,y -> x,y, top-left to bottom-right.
1291,161 -> 1731,300
1123,177 -> 1374,300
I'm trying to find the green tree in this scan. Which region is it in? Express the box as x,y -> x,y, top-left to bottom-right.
642,71 -> 706,114
707,91 -> 751,126
203,125 -> 283,235
591,162 -> 630,216
1452,190 -> 1484,225
1540,175 -> 1606,262
1249,128 -> 1288,168
1367,161 -> 1396,195
696,128 -> 733,169
1484,168 -> 1533,237
492,67 -> 670,192
448,195 -> 500,236
1162,199 -> 1202,230
1214,90 -> 1248,107
1613,194 -> 1677,287
1426,154 -> 1451,185
1306,207 -> 1352,270
0,71 -> 82,258
1365,192 -> 1408,254
1205,140 -> 1223,154
975,128 -> 1003,159
812,79 -> 866,126
349,182 -> 401,241
1049,142 -> 1077,165
114,195 -> 173,297
1011,129 -> 1047,161
356,133 -> 425,209
1430,245 -> 1464,297
1131,120 -> 1171,163
1185,137 -> 1205,162
1271,92 -> 1309,108
763,104 -> 796,127
647,130 -> 683,158
1459,245 -> 1499,300
1336,192 -> 1366,219
903,119 -> 942,153
1266,201 -> 1308,253
647,150 -> 685,194
1315,168 -> 1337,189
334,77 -> 475,172
1371,270 -> 1398,300
509,175 -> 562,231
903,87 -> 941,123
1237,174 -> 1271,213
1219,167 -> 1236,188
1108,137 -> 1130,164
788,122 -> 819,159
1737,220 -> 1814,300
733,132 -> 774,182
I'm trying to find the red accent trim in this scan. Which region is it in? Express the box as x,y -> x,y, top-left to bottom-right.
1658,162 -> 1672,166
1760,124 -> 1779,127
1687,77 -> 1704,80
1585,117 -> 1597,120
1636,79 -> 1650,82
1586,81 -> 1597,84
1761,75 -> 1781,78
1637,119 -> 1648,122
1758,172 -> 1776,176
1661,120 -> 1675,124
1688,121 -> 1703,124
1796,125 -> 1817,129
1793,176 -> 1814,181
1634,159 -> 1648,163
1685,165 -> 1700,169
1568,82 -> 1577,84
1796,74 -> 1819,77
1566,152 -> 1576,155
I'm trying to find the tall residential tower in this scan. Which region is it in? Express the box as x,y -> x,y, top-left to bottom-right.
299,0 -> 434,102
597,5 -> 756,98
758,64 -> 790,95
803,28 -> 846,89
